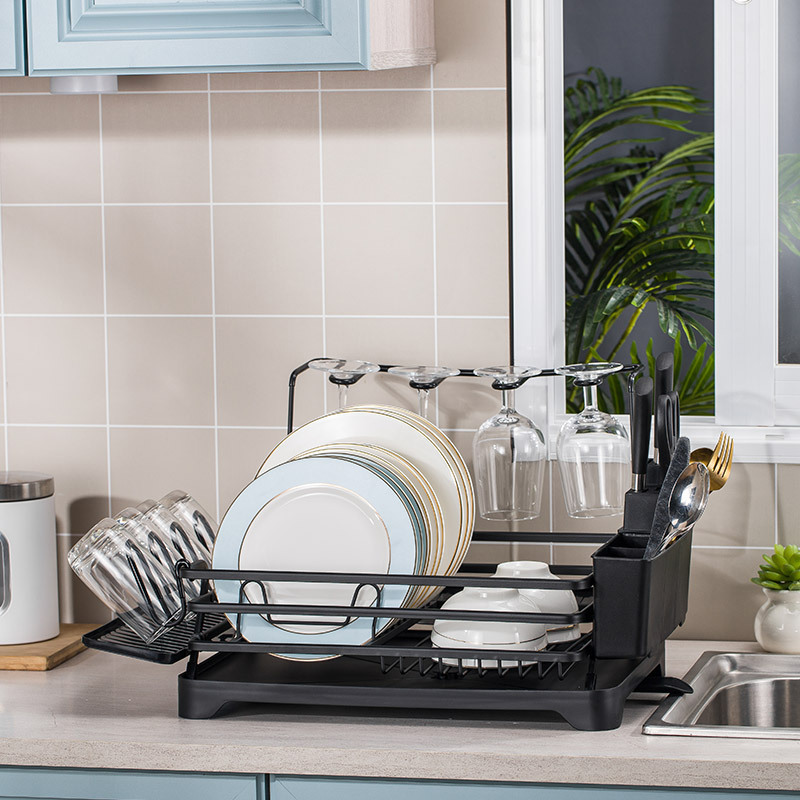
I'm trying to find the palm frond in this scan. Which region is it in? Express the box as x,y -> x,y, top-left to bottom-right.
563,68 -> 715,415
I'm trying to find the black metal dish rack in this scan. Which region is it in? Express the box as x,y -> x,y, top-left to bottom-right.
82,361 -> 693,731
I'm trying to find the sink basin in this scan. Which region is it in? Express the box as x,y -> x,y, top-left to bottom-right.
643,651 -> 800,739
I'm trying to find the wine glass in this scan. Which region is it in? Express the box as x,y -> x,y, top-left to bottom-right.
472,366 -> 546,521
308,358 -> 379,409
387,365 -> 460,420
555,362 -> 629,518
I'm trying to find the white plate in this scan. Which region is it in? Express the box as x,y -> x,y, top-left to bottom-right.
214,457 -> 417,650
258,407 -> 465,594
294,443 -> 444,607
345,406 -> 475,581
296,450 -> 428,579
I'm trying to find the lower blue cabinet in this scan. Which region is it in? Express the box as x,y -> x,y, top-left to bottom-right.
0,767 -> 266,800
0,769 -> 794,800
270,776 -> 800,800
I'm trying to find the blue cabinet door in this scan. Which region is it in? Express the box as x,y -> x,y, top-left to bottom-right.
0,0 -> 24,75
271,776 -> 800,800
0,767 -> 266,800
26,0 -> 368,76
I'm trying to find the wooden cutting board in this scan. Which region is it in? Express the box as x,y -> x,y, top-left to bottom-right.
0,624 -> 96,671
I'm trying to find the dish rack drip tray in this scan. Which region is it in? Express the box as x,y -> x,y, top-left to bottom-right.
174,630 -> 664,731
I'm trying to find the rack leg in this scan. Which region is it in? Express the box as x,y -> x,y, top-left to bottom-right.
635,656 -> 693,696
178,677 -> 230,719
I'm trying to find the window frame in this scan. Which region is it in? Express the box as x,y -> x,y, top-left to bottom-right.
510,0 -> 800,463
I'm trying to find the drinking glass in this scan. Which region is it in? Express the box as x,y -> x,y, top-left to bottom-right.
308,358 -> 379,409
472,366 -> 546,521
68,517 -> 184,644
386,365 -> 460,420
157,490 -> 217,564
555,362 -> 630,518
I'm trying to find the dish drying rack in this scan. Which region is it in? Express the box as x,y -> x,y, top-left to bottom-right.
83,360 -> 694,731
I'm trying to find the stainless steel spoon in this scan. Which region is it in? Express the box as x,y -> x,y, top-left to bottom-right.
658,462 -> 710,553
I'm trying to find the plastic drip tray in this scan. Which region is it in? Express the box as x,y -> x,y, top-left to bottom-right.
643,652 -> 800,739
177,647 -> 663,731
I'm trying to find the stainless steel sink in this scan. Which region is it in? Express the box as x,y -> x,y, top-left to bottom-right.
643,651 -> 800,739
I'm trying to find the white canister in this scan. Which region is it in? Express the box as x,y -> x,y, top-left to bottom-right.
0,472 -> 59,645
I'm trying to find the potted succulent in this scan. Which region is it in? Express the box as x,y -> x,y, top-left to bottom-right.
751,544 -> 800,653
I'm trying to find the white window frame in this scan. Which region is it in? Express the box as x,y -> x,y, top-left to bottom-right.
511,0 -> 800,462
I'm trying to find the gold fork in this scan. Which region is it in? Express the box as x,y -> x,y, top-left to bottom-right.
690,432 -> 733,491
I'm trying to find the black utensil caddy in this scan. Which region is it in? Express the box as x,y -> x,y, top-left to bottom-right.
82,360 -> 694,731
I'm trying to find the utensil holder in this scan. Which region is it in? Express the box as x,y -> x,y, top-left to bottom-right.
592,529 -> 693,659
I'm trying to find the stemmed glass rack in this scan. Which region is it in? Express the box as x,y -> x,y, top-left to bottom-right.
83,358 -> 694,732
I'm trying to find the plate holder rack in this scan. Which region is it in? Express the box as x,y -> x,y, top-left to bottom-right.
82,359 -> 695,730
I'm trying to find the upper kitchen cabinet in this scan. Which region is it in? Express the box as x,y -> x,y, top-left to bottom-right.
0,0 -> 25,75
24,0 -> 435,76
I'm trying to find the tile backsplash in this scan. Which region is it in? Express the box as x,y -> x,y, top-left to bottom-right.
0,0 -> 782,642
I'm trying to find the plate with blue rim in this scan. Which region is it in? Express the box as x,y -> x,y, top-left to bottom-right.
213,456 -> 418,658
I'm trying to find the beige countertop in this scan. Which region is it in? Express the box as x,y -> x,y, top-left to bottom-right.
0,639 -> 795,790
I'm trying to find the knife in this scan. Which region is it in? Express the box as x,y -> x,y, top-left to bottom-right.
667,388 -> 680,442
631,377 -> 653,492
656,393 -> 676,468
653,353 -> 675,467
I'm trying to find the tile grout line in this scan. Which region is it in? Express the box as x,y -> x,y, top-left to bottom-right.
775,461 -> 779,544
98,94 -> 113,517
0,201 -> 508,208
207,73 -> 221,522
2,423 -> 288,430
0,87 -> 508,97
430,65 -> 440,427
0,146 -> 7,469
318,71 -> 328,415
0,313 -> 510,320
548,462 -> 555,544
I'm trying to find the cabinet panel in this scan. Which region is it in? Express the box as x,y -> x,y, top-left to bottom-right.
26,0 -> 368,75
0,767 -> 265,800
0,0 -> 25,75
271,776 -> 800,800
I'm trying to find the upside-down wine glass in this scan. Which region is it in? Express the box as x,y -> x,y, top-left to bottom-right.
308,358 -> 379,409
387,365 -> 460,420
555,362 -> 630,518
472,366 -> 546,521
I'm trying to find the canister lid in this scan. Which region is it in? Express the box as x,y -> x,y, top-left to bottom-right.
0,472 -> 54,501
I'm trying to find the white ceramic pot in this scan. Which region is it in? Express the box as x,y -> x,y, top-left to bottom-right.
754,588 -> 800,654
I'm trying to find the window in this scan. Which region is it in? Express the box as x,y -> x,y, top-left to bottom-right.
511,0 -> 800,462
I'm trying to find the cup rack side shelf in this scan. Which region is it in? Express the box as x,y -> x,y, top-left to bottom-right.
82,360 -> 693,731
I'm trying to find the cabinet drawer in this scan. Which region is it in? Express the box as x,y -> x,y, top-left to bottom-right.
0,0 -> 24,75
0,767 -> 265,800
270,776 -> 800,800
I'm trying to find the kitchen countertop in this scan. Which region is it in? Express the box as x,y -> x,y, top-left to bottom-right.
0,639 -> 795,790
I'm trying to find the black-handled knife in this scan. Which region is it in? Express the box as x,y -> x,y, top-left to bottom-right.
656,393 -> 676,468
653,352 -> 674,464
632,377 -> 653,492
667,389 -> 680,442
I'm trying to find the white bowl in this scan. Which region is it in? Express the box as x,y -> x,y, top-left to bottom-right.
494,561 -> 580,643
431,587 -> 547,667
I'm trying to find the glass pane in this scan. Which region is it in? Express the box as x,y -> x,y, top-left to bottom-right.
563,0 -> 715,414
779,0 -> 800,363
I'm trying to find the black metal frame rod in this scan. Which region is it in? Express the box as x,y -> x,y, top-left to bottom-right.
180,567 -> 593,592
189,601 -> 593,626
187,637 -> 592,664
287,359 -> 643,433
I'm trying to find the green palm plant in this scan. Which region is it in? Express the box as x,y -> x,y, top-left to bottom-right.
564,68 -> 715,413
